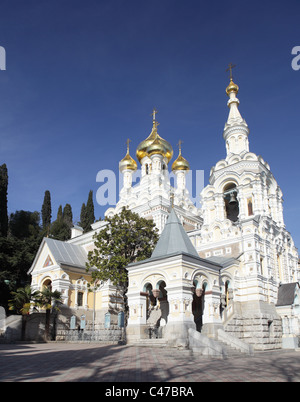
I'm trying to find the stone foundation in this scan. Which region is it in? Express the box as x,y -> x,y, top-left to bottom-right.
225,301 -> 282,350
164,321 -> 196,348
56,325 -> 124,343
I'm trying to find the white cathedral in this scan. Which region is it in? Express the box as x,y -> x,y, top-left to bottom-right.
29,75 -> 300,352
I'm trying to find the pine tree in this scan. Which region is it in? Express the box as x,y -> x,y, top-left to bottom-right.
41,190 -> 51,230
0,164 -> 8,237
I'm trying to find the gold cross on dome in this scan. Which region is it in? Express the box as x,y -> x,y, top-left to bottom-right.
126,138 -> 131,152
226,63 -> 236,80
177,139 -> 183,153
152,108 -> 158,121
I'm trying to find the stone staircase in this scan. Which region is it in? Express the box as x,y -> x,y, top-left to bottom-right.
131,338 -> 168,348
204,338 -> 250,357
188,328 -> 254,357
128,331 -> 253,357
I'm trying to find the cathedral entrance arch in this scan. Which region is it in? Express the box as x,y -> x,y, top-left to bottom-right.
42,278 -> 52,291
220,278 -> 234,322
192,280 -> 207,332
142,278 -> 170,338
143,282 -> 156,309
156,280 -> 169,327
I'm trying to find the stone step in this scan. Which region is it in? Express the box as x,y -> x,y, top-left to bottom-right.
130,338 -> 168,348
209,338 -> 250,357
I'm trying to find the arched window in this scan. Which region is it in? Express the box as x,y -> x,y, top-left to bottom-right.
225,280 -> 230,306
247,197 -> 253,216
77,292 -> 84,307
156,280 -> 167,300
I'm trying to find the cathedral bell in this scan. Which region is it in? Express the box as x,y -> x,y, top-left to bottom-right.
229,192 -> 238,204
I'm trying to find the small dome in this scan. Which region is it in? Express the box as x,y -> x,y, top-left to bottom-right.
119,141 -> 137,172
226,78 -> 239,96
172,142 -> 190,171
172,153 -> 190,171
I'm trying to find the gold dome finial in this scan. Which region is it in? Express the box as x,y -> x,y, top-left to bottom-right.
152,107 -> 158,122
172,140 -> 190,171
119,138 -> 137,172
225,63 -> 239,96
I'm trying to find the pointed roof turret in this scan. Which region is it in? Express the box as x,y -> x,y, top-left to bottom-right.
150,208 -> 199,259
223,65 -> 250,155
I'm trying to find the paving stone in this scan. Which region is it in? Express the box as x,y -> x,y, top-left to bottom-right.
0,343 -> 299,382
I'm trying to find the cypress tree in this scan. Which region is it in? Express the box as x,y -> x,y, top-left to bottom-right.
0,164 -> 8,237
50,204 -> 72,241
62,203 -> 73,226
80,203 -> 87,231
57,205 -> 63,221
41,190 -> 52,230
86,190 -> 95,229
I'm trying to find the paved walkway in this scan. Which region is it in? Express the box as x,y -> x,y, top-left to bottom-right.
0,343 -> 299,383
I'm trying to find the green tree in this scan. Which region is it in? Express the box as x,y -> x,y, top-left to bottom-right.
50,204 -> 73,241
36,287 -> 62,341
62,203 -> 73,225
57,205 -> 63,221
86,190 -> 95,229
9,210 -> 41,240
0,210 -> 42,313
41,190 -> 52,231
8,285 -> 40,340
80,191 -> 95,233
86,207 -> 159,314
0,163 -> 8,237
79,202 -> 87,231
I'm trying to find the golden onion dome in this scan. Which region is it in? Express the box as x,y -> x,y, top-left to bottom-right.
119,139 -> 137,172
172,141 -> 190,171
136,115 -> 173,163
226,78 -> 239,96
136,126 -> 157,162
147,135 -> 167,157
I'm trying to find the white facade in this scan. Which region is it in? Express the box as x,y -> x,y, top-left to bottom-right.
29,77 -> 300,350
119,79 -> 299,349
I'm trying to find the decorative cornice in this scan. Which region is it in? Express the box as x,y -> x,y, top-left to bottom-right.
223,124 -> 249,140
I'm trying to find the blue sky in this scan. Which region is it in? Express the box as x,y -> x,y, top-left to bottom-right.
0,0 -> 299,248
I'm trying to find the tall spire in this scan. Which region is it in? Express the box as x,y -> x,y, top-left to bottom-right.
223,65 -> 250,156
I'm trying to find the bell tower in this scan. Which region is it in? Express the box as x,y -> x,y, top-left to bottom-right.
223,63 -> 250,156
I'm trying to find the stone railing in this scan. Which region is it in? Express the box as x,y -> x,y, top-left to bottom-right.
188,328 -> 227,357
217,328 -> 254,355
